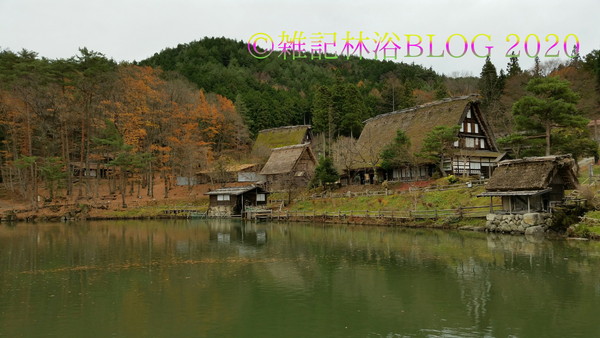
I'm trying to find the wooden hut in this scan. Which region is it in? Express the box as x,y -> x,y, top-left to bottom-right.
478,155 -> 578,213
205,185 -> 270,217
259,144 -> 317,188
251,125 -> 312,160
351,95 -> 501,183
70,162 -> 112,179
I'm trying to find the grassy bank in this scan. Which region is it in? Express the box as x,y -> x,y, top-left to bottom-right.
1,198 -> 210,222
288,185 -> 492,214
570,210 -> 600,239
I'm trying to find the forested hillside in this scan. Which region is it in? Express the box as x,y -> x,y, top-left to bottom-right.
0,48 -> 249,207
1,36 -> 599,209
140,37 -> 447,135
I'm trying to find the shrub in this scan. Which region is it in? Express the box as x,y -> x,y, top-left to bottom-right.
446,175 -> 459,184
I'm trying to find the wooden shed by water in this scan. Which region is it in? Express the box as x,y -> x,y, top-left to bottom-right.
479,155 -> 578,213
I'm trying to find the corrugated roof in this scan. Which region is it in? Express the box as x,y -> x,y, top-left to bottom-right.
479,188 -> 552,197
205,185 -> 265,195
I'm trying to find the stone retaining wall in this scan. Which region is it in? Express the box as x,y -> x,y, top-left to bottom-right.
485,212 -> 552,234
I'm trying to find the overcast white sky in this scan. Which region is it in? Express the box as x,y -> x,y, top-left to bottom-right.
0,0 -> 598,76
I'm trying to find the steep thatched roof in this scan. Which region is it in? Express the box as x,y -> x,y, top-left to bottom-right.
260,144 -> 316,175
251,125 -> 312,158
485,155 -> 578,191
353,95 -> 497,168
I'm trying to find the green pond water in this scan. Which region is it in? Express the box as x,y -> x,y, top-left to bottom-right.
1,219 -> 600,337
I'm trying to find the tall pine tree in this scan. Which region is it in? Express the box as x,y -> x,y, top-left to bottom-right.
479,56 -> 502,107
506,52 -> 522,77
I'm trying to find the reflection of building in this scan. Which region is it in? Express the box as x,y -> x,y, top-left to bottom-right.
479,155 -> 578,213
209,224 -> 268,246
205,185 -> 270,217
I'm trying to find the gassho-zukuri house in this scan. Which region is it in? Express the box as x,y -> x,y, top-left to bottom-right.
259,144 -> 317,188
350,95 -> 502,183
205,185 -> 270,217
478,155 -> 578,213
251,125 -> 312,160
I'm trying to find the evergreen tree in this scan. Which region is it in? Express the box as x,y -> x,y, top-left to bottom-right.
498,69 -> 506,93
513,77 -> 588,156
434,80 -> 448,99
337,83 -> 367,137
312,85 -> 336,151
506,52 -> 522,77
583,50 -> 600,98
39,157 -> 66,200
310,156 -> 339,188
418,125 -> 460,176
533,56 -> 542,77
380,130 -> 412,171
552,127 -> 598,171
569,45 -> 582,68
478,56 -> 502,107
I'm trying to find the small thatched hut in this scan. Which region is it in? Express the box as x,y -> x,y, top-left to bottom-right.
479,155 -> 578,213
259,144 -> 317,188
352,95 -> 501,183
251,125 -> 312,160
205,185 -> 270,216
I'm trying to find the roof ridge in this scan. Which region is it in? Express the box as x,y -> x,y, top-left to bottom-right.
498,154 -> 573,166
272,143 -> 310,151
363,94 -> 480,123
258,125 -> 312,133
205,185 -> 259,195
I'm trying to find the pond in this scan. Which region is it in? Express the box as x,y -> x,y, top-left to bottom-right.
1,219 -> 599,337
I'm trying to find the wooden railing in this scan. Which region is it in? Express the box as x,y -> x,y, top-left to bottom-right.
266,205 -> 500,220
302,180 -> 487,200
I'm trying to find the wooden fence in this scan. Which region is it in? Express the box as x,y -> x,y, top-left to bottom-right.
303,180 -> 487,200
261,205 -> 500,221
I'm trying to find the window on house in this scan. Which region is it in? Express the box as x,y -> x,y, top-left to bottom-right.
467,123 -> 472,133
217,194 -> 230,201
257,193 -> 266,202
480,139 -> 486,149
453,140 -> 459,147
467,110 -> 472,118
460,123 -> 464,132
474,124 -> 479,133
466,138 -> 475,148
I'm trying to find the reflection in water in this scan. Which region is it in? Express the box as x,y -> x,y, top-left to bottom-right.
1,220 -> 600,337
209,222 -> 268,247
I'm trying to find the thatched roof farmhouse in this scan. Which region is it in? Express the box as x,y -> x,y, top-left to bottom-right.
251,125 -> 312,160
260,144 -> 317,188
352,95 -> 502,182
